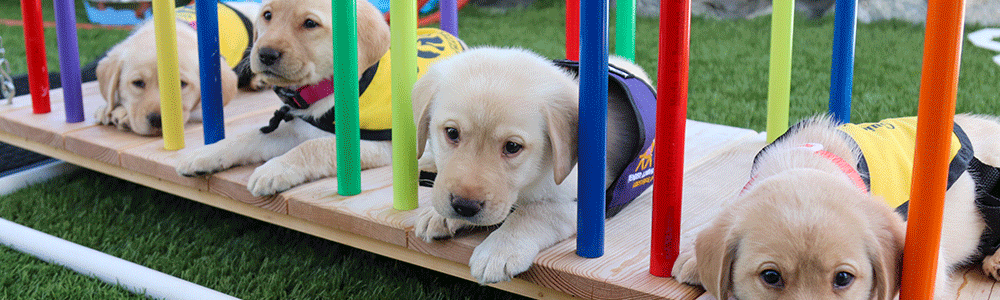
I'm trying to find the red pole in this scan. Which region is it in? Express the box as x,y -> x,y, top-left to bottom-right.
21,0 -> 50,114
899,0 -> 965,296
565,0 -> 579,60
651,0 -> 689,277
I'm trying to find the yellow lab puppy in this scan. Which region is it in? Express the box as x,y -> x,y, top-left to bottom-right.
673,114 -> 1000,299
95,2 -> 263,135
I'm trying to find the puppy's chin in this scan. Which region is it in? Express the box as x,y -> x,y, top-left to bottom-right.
252,62 -> 319,87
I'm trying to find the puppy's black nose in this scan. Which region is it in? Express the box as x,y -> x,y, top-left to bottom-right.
450,195 -> 483,218
258,47 -> 282,66
147,113 -> 161,129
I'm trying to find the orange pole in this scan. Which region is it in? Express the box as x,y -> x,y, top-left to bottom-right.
899,0 -> 965,297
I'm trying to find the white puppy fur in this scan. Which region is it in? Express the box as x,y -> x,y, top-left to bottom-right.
411,47 -> 652,284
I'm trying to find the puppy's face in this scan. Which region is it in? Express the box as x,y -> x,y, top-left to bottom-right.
251,0 -> 389,87
696,169 -> 905,300
96,22 -> 238,136
413,49 -> 580,226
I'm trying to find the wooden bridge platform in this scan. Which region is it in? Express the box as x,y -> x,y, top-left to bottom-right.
0,82 -> 995,299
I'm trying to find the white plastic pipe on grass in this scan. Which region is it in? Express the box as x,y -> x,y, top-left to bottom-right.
0,160 -> 77,196
0,217 -> 240,300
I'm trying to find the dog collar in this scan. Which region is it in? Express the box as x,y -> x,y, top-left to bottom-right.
273,62 -> 380,109
741,143 -> 868,194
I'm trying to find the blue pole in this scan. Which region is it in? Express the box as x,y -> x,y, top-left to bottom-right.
54,0 -> 83,123
197,0 -> 225,144
577,0 -> 608,258
828,0 -> 856,123
440,0 -> 458,37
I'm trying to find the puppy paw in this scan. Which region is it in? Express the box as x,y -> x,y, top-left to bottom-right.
247,75 -> 272,92
175,147 -> 231,177
469,232 -> 539,284
982,253 -> 1000,281
246,159 -> 304,196
672,248 -> 701,285
414,208 -> 468,242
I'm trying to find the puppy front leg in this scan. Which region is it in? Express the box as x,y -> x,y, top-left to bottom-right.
246,138 -> 392,196
176,119 -> 322,177
470,200 -> 576,284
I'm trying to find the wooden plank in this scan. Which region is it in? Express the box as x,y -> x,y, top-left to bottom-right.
63,89 -> 279,166
119,111 -> 277,192
0,129 -> 578,300
65,125 -> 158,166
208,164 -> 286,213
0,83 -> 101,149
0,91 -> 43,113
284,166 -> 417,247
956,267 -> 998,299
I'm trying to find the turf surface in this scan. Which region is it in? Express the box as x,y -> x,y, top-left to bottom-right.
1,0 -> 999,298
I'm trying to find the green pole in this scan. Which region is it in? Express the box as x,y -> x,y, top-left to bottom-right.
614,0 -> 635,61
766,0 -> 794,142
391,0 -> 419,210
334,0 -> 362,196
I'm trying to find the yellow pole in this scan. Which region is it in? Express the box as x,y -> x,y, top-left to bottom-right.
152,0 -> 184,150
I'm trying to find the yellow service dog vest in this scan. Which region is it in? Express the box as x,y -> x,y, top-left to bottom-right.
174,1 -> 253,69
263,28 -> 466,140
838,117 -> 973,210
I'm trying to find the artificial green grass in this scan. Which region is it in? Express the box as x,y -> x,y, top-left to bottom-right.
0,171 -> 525,299
0,0 -> 130,74
1,0 -> 1000,298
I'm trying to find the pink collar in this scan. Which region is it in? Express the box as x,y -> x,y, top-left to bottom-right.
741,143 -> 868,194
273,62 -> 380,109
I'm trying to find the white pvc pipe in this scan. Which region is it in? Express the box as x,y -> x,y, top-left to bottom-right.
968,28 -> 1000,66
0,160 -> 78,196
0,218 -> 240,300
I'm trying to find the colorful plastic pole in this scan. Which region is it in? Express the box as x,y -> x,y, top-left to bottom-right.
565,0 -> 579,60
651,0 -> 688,277
53,0 -> 83,123
20,0 -> 50,114
765,0 -> 794,142
828,0 -> 856,123
197,0 -> 225,144
899,0 -> 966,297
439,0 -> 458,37
334,0 -> 362,196
391,0 -> 419,210
614,0 -> 635,61
152,0 -> 185,150
577,0 -> 608,259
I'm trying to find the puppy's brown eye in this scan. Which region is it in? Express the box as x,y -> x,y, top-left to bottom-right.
833,272 -> 854,289
760,270 -> 784,288
132,80 -> 145,88
503,141 -> 522,156
180,81 -> 188,88
445,127 -> 459,142
303,19 -> 318,28
262,11 -> 272,21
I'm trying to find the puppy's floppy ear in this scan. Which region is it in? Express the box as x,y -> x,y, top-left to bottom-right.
412,66 -> 440,159
545,96 -> 578,185
862,196 -> 906,300
695,212 -> 739,300
95,46 -> 125,124
355,0 -> 390,69
220,59 -> 239,106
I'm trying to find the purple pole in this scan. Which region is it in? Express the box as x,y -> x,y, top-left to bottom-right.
440,0 -> 458,37
54,0 -> 83,123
